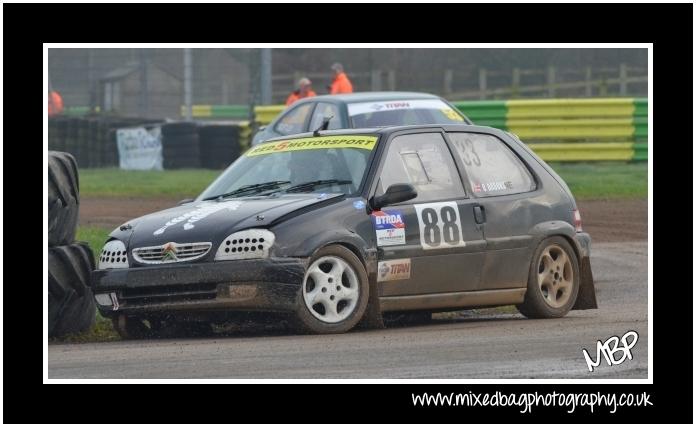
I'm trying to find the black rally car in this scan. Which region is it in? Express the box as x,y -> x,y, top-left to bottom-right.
93,125 -> 596,338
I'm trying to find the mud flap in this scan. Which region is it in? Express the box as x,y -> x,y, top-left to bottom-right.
573,256 -> 597,310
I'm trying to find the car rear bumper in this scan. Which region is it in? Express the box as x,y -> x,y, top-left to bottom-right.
91,257 -> 307,316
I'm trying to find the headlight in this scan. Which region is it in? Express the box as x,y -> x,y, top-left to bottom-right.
215,229 -> 275,261
98,240 -> 129,269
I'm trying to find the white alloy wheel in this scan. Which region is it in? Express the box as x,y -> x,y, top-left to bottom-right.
302,255 -> 359,323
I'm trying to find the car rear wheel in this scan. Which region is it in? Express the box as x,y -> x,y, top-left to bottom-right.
517,236 -> 580,318
295,245 -> 369,334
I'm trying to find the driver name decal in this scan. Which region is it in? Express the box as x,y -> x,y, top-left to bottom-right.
153,201 -> 243,235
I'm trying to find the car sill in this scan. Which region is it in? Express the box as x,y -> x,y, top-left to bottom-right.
380,288 -> 526,312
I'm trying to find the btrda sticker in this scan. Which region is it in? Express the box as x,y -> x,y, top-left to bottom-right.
371,209 -> 406,246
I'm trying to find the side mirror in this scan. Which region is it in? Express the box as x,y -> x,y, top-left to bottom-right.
178,198 -> 194,206
371,183 -> 417,210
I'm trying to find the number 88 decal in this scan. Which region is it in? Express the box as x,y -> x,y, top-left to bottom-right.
414,202 -> 466,249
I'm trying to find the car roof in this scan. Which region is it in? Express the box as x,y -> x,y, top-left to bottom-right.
296,91 -> 443,105
262,124 -> 497,143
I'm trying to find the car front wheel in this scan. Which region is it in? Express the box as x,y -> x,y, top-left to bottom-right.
517,236 -> 580,318
295,245 -> 369,334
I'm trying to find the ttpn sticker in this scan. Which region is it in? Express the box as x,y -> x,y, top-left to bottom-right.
377,259 -> 411,282
371,209 -> 406,246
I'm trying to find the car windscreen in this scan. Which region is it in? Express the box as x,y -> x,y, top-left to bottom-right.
197,135 -> 378,199
348,99 -> 465,128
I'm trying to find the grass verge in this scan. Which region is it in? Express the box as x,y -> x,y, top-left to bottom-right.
80,168 -> 220,198
548,161 -> 647,199
80,162 -> 647,200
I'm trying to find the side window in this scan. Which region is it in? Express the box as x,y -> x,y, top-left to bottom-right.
275,103 -> 313,135
378,133 -> 465,203
449,132 -> 536,197
309,103 -> 341,131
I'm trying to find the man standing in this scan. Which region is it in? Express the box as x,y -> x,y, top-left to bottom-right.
48,89 -> 65,116
329,63 -> 353,94
285,77 -> 317,106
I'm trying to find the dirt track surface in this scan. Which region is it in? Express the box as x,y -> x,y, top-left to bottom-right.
48,241 -> 648,379
80,197 -> 647,243
576,199 -> 647,242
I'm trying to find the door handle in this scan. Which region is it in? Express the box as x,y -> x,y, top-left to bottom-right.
473,205 -> 486,224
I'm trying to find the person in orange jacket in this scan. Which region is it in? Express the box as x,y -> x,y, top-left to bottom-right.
285,77 -> 317,106
329,63 -> 353,94
48,90 -> 65,116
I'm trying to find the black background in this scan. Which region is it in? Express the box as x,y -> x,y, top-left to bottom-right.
3,2 -> 692,424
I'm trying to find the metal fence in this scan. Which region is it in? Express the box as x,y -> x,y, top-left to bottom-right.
48,48 -> 648,120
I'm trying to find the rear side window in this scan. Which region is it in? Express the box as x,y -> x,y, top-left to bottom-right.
448,132 -> 535,197
275,103 -> 313,135
309,103 -> 341,131
377,133 -> 465,203
348,99 -> 466,128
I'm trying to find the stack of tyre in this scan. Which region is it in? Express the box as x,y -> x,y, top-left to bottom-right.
48,151 -> 96,338
199,124 -> 242,169
162,122 -> 200,169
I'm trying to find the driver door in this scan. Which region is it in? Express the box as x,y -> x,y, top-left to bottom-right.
371,131 -> 486,297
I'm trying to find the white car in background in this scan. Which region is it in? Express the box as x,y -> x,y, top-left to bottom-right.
251,92 -> 472,145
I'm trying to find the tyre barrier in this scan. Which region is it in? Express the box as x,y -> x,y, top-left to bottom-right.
48,116 -> 166,168
162,122 -> 201,169
48,116 -> 276,169
48,151 -> 80,246
48,242 -> 97,338
47,151 -> 97,338
199,124 -> 242,169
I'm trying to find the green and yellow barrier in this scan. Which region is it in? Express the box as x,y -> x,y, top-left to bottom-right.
528,142 -> 634,162
255,105 -> 286,125
455,98 -> 648,162
182,98 -> 648,162
67,97 -> 649,162
181,104 -> 250,120
452,100 -> 508,129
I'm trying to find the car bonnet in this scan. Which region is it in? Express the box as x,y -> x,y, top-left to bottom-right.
119,193 -> 343,248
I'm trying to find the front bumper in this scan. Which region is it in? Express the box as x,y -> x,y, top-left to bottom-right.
91,257 -> 307,316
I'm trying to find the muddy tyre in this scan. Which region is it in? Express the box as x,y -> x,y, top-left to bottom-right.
48,151 -> 79,246
48,242 -> 96,337
517,236 -> 580,319
295,245 -> 369,334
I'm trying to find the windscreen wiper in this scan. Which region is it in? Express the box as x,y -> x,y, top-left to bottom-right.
202,180 -> 291,200
283,179 -> 353,193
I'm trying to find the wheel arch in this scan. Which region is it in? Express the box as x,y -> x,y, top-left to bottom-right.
306,235 -> 384,330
